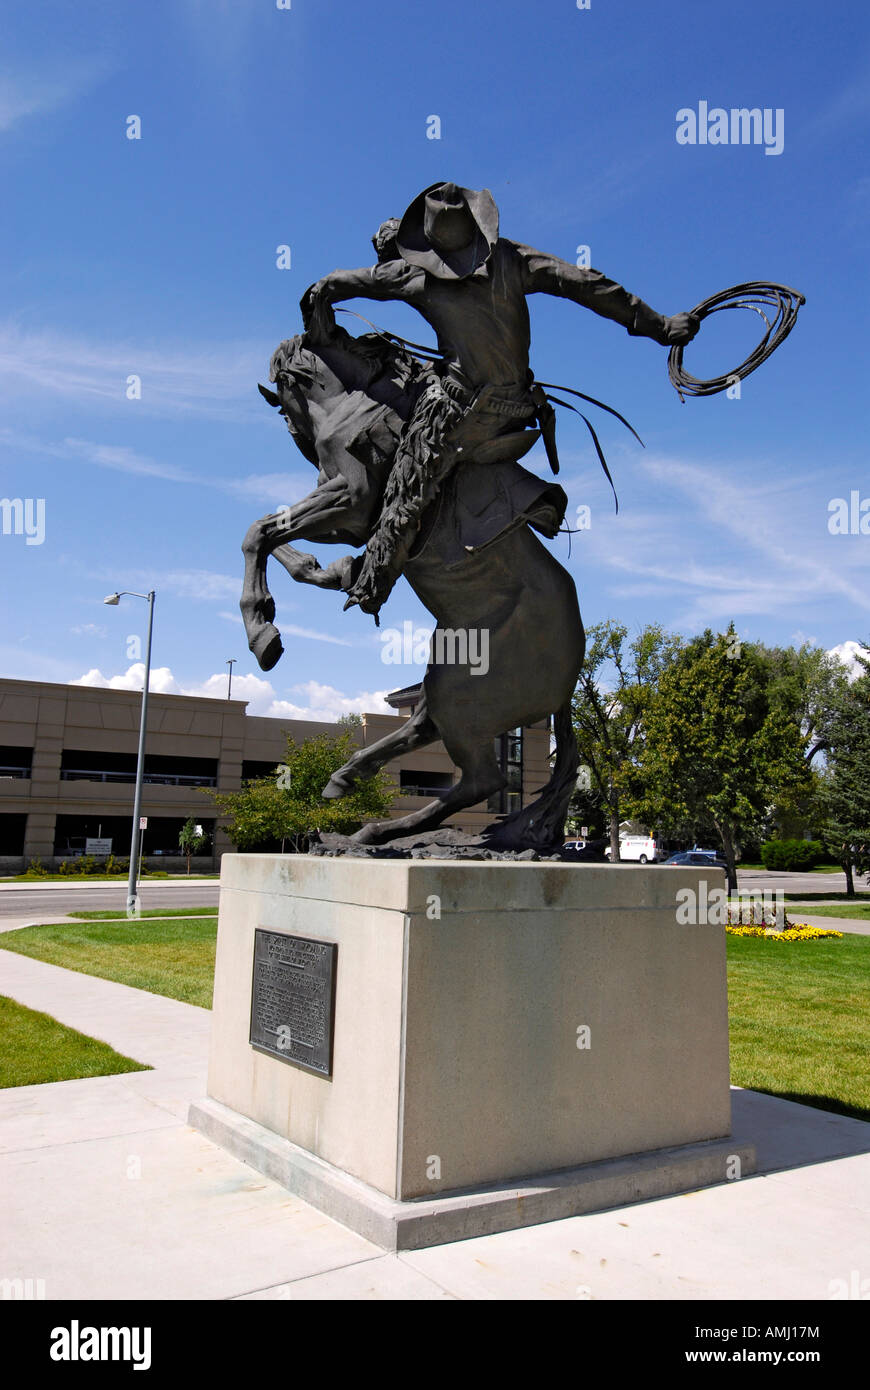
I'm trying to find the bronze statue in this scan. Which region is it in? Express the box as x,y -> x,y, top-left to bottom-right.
240,181 -> 702,851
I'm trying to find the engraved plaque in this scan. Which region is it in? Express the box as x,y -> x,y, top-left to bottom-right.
249,930 -> 337,1077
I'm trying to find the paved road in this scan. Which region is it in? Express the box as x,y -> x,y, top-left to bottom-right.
1,869 -> 866,925
735,868 -> 867,898
0,879 -> 221,924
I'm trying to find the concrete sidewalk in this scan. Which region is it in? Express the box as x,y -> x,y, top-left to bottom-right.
1,952 -> 868,1301
792,913 -> 870,936
0,914 -> 215,934
0,914 -> 79,934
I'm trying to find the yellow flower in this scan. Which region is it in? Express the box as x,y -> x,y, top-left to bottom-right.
725,922 -> 842,941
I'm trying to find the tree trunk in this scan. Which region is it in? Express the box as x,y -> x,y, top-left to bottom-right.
609,808 -> 621,863
186,851 -> 191,876
717,822 -> 739,894
844,852 -> 855,899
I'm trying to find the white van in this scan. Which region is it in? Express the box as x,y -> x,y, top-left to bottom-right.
604,835 -> 661,864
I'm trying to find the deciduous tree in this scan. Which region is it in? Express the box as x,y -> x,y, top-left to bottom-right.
206,721 -> 395,852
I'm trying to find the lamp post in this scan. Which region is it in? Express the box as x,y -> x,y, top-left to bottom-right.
226,658 -> 236,700
104,589 -> 155,916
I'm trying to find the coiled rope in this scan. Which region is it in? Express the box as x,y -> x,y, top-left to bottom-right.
667,281 -> 805,402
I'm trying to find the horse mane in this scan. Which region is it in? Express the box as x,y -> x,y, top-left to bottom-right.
264,327 -> 432,474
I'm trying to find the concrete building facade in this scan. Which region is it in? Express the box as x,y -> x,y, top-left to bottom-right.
0,678 -> 552,873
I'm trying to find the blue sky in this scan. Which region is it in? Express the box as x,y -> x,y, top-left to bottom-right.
1,0 -> 868,717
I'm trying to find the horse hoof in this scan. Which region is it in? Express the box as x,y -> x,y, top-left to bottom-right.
250,625 -> 283,672
322,773 -> 352,800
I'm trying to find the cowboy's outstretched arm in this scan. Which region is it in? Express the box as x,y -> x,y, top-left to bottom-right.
300,262 -> 419,334
511,241 -> 699,346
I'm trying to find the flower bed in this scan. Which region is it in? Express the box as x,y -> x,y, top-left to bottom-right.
725,923 -> 843,941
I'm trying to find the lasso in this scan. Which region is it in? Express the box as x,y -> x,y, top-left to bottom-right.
668,281 -> 805,402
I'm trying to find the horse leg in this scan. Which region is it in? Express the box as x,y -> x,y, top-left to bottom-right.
484,700 -> 580,850
240,477 -> 360,671
271,545 -> 359,591
322,696 -> 438,798
353,736 -> 505,844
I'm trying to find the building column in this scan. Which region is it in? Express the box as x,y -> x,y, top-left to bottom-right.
23,735 -> 63,862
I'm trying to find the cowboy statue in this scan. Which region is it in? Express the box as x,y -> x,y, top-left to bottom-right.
300,180 -> 700,619
240,181 -> 801,850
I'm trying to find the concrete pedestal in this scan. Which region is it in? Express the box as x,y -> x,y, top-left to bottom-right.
190,855 -> 753,1247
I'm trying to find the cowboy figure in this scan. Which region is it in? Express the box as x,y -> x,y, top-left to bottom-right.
301,181 -> 699,617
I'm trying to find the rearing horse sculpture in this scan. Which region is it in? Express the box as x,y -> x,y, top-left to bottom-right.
240,326 -> 583,849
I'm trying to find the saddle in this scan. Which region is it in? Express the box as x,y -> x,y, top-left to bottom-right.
409,458 -> 568,568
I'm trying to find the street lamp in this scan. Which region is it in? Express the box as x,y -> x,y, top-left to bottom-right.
104,589 -> 155,915
226,658 -> 236,700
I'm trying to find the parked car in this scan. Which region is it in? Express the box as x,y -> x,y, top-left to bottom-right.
603,835 -> 663,864
560,837 -> 608,862
662,851 -> 729,869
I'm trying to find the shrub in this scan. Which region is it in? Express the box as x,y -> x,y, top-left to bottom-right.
26,857 -> 50,877
761,838 -> 824,872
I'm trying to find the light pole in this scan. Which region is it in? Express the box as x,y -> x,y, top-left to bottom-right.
104,589 -> 155,916
226,658 -> 236,700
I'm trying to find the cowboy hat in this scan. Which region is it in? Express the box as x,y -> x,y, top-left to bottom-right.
397,181 -> 499,280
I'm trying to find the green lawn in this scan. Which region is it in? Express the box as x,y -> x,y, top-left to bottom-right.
788,903 -> 870,921
0,918 -> 217,1009
727,933 -> 870,1121
784,891 -> 870,903
0,873 -> 219,883
69,907 -> 218,921
0,995 -> 148,1088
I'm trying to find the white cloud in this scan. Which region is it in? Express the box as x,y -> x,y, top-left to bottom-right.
268,680 -> 393,721
73,664 -> 181,694
70,622 -> 108,638
0,323 -> 271,421
578,453 -> 870,632
69,665 -> 393,722
828,640 -> 868,681
63,439 -> 200,485
153,571 -> 242,602
89,568 -> 241,603
217,612 -> 350,645
0,58 -> 110,134
0,429 -> 311,509
283,626 -> 352,647
220,473 -> 314,506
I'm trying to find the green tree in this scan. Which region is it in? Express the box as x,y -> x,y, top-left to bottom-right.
753,641 -> 851,840
755,641 -> 850,766
571,621 -> 684,860
633,626 -> 812,890
818,646 -> 870,897
206,722 -> 395,852
178,818 -> 209,875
